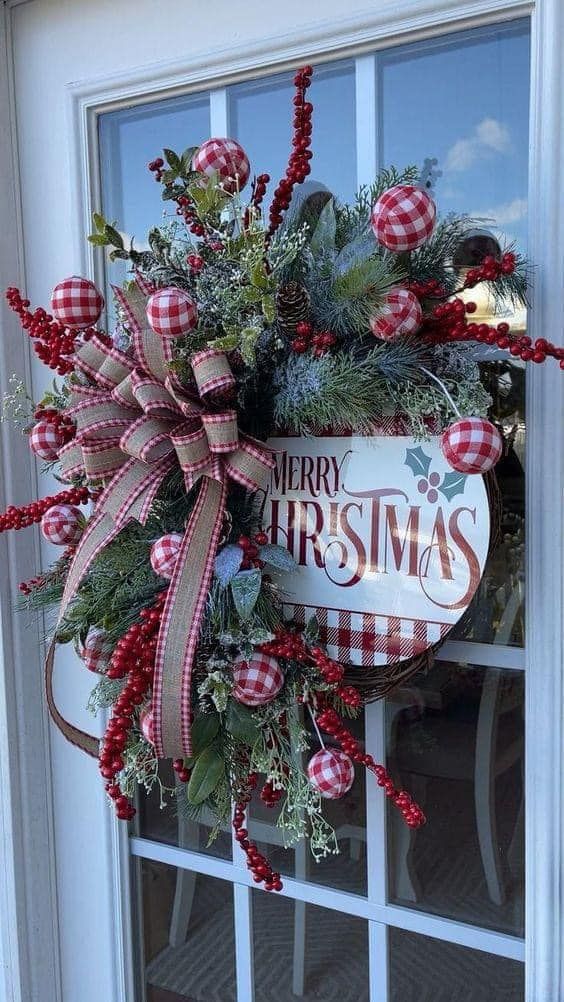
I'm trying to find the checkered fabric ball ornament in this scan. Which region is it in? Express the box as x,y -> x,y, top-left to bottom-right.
371,184 -> 436,252
40,504 -> 83,545
81,627 -> 113,674
150,533 -> 183,579
232,653 -> 284,707
146,288 -> 198,339
441,417 -> 503,474
50,276 -> 104,328
192,138 -> 250,194
139,709 -> 155,745
29,420 -> 65,461
370,288 -> 423,340
307,748 -> 355,800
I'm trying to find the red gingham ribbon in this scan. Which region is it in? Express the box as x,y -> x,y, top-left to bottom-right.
46,275 -> 274,760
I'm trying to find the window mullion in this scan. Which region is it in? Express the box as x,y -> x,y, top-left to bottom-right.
209,86 -> 229,136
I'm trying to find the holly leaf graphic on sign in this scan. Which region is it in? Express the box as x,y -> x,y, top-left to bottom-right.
438,470 -> 468,501
405,446 -> 431,479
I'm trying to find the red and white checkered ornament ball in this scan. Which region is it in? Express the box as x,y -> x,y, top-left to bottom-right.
192,138 -> 250,194
441,417 -> 503,474
29,419 -> 65,461
370,288 -> 422,340
139,709 -> 155,745
307,748 -> 355,800
146,288 -> 198,338
50,276 -> 104,328
150,533 -> 183,579
81,627 -> 113,674
232,653 -> 284,707
40,504 -> 83,545
371,184 -> 436,252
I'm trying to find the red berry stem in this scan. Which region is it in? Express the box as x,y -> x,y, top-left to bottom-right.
0,486 -> 91,534
100,590 -> 168,821
5,288 -> 103,375
267,65 -> 314,239
316,708 -> 426,829
232,773 -> 283,892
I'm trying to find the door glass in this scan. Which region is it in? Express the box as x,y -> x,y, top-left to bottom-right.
380,21 -> 530,646
229,59 -> 356,205
253,892 -> 370,1001
139,860 -> 236,1001
386,661 -> 524,936
389,928 -> 524,1001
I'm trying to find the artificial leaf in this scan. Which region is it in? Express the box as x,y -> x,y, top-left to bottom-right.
104,224 -> 124,248
209,333 -> 240,353
404,446 -> 431,479
92,211 -> 107,233
262,295 -> 276,324
240,286 -> 262,305
309,198 -> 337,257
190,711 -> 220,755
186,746 -> 224,804
333,232 -> 376,276
164,148 -> 182,173
438,469 -> 468,501
87,234 -> 109,246
303,615 -> 320,645
250,260 -> 270,290
258,544 -> 297,573
225,700 -> 260,744
214,544 -> 243,587
181,147 -> 198,170
230,569 -> 262,620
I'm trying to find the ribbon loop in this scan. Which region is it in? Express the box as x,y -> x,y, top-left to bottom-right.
192,349 -> 236,399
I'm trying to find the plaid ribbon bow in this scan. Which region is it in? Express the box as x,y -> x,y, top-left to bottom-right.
46,278 -> 275,760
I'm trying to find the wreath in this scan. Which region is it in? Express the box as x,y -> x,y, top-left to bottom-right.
3,65 -> 560,892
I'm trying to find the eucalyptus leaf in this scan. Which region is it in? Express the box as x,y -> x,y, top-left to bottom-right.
190,712 -> 220,755
230,569 -> 262,620
186,746 -> 224,805
333,232 -> 376,276
258,544 -> 297,572
225,700 -> 260,744
214,544 -> 244,587
309,198 -> 337,257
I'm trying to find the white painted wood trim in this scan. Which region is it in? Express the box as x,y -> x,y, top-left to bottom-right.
0,6 -> 62,1002
525,0 -> 564,998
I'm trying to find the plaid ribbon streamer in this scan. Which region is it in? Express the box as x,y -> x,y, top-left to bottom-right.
47,275 -> 275,759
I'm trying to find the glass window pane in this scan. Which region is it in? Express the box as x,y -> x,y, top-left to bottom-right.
229,59 -> 356,205
386,661 -> 524,936
135,758 -> 232,862
380,21 -> 529,646
389,928 -> 524,1001
252,891 -> 369,1000
139,860 -> 236,1001
246,709 -> 367,896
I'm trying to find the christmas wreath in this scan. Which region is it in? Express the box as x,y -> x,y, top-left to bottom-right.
3,65 -> 560,892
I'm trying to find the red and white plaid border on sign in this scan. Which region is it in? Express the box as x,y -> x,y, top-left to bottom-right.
285,603 -> 451,667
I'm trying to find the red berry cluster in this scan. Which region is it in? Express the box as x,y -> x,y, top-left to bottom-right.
172,758 -> 192,784
260,629 -> 362,708
6,288 -> 80,375
260,778 -> 283,807
243,173 -> 271,229
238,531 -> 268,570
18,573 -> 46,595
100,591 -> 167,820
147,157 -> 164,182
267,66 -> 313,238
176,195 -> 205,237
317,708 -> 426,829
463,251 -> 516,288
0,486 -> 90,534
408,278 -> 447,300
233,774 -> 283,891
186,254 -> 204,273
423,296 -> 564,365
34,406 -> 76,445
291,322 -> 337,356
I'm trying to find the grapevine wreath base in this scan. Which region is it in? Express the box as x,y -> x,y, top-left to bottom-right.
4,65 -> 561,892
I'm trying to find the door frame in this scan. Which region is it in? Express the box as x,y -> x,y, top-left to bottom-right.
1,0 -> 562,999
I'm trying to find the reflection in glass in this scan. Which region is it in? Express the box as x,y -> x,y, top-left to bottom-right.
247,710 -> 367,896
253,891 -> 369,1001
380,21 -> 530,645
386,662 -> 524,935
136,758 -> 232,861
229,59 -> 356,206
140,860 -> 236,1002
389,928 -> 524,1001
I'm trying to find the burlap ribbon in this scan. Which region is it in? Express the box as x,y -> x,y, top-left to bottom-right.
46,277 -> 275,759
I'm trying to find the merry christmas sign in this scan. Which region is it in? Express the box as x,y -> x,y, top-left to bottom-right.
264,434 -> 490,666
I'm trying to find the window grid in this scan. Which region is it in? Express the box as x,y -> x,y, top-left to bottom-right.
117,43 -> 527,1002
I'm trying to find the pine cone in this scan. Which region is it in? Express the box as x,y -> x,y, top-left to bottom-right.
275,282 -> 310,337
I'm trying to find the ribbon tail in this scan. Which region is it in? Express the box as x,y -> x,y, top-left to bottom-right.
152,476 -> 228,758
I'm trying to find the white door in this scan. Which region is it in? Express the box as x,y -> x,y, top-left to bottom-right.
1,1 -> 563,1001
